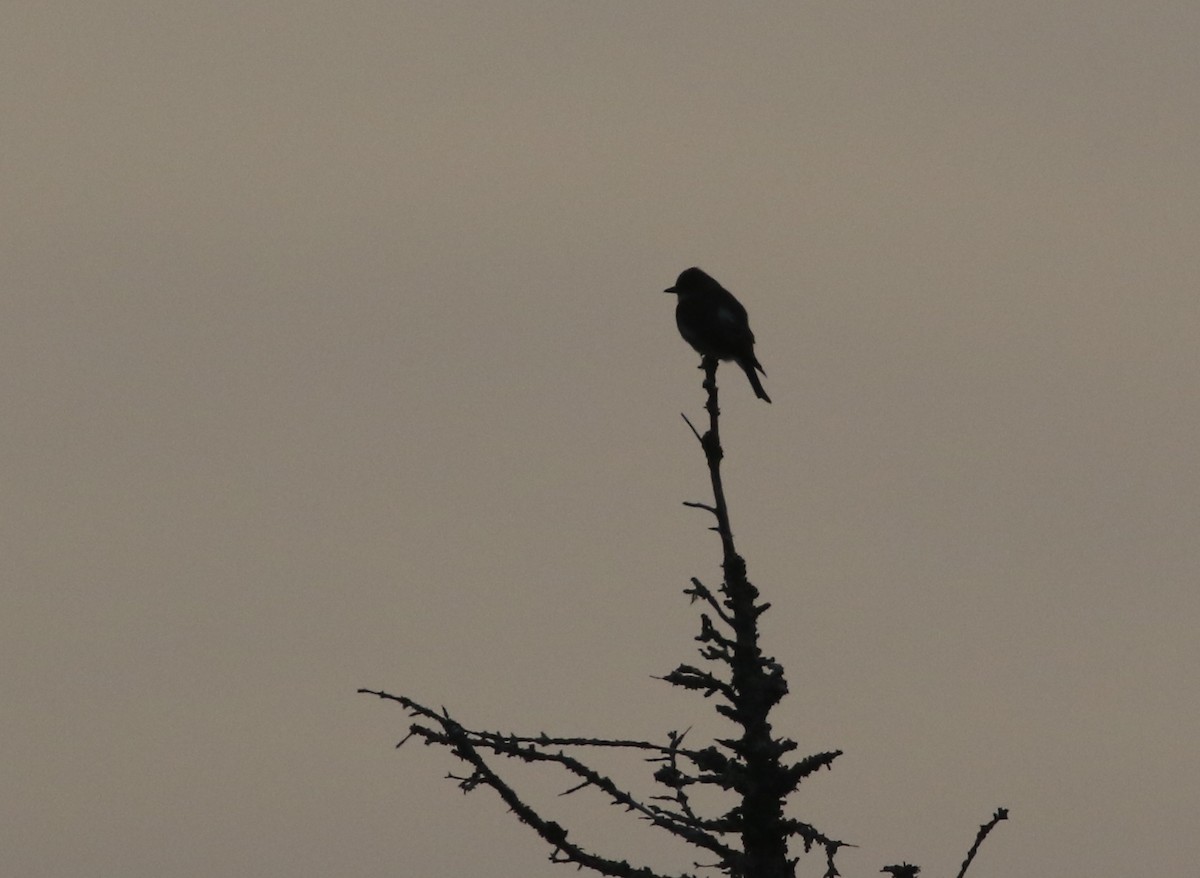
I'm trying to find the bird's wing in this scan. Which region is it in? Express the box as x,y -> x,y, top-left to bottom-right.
715,304 -> 755,344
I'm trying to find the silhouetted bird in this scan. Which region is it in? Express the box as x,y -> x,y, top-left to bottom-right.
664,267 -> 771,403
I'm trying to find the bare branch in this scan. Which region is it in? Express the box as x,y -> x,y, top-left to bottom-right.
683,579 -> 734,627
682,500 -> 718,517
361,689 -> 738,866
657,664 -> 735,702
954,808 -> 1008,878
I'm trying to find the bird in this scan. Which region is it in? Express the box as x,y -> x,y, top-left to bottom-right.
663,267 -> 771,403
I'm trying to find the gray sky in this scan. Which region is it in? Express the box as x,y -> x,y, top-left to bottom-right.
5,3 -> 1199,876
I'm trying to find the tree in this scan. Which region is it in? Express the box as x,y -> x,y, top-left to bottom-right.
361,357 -> 1006,877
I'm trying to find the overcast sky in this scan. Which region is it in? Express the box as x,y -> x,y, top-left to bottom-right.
5,3 -> 1199,876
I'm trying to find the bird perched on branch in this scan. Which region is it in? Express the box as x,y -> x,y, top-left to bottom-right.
663,267 -> 771,403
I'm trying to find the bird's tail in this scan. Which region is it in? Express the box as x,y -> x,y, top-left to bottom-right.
739,358 -> 772,404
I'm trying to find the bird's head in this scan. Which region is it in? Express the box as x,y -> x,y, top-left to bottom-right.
664,266 -> 713,296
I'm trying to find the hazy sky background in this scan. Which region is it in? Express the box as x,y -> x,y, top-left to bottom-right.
5,3 -> 1199,876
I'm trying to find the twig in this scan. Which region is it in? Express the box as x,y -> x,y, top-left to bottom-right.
954,808 -> 1008,878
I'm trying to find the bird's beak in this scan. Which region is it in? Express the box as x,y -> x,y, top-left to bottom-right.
663,286 -> 676,293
